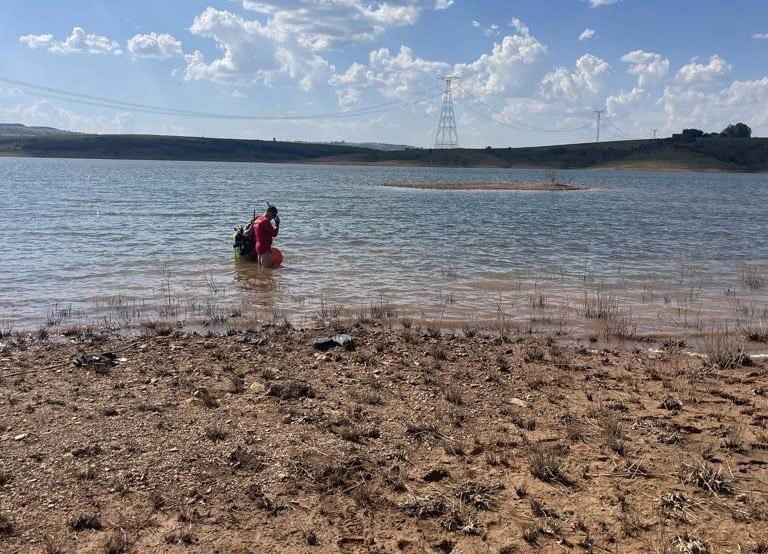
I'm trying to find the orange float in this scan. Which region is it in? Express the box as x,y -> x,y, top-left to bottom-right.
271,247 -> 283,267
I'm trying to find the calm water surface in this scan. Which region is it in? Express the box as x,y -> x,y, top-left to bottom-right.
1,157 -> 766,336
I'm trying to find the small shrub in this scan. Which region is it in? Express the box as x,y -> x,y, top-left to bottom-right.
701,328 -> 745,369
530,449 -> 571,485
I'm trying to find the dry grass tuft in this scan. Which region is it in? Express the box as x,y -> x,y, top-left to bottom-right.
740,266 -> 766,291
673,532 -> 710,554
744,324 -> 768,343
401,494 -> 446,518
455,482 -> 503,510
246,483 -> 288,515
601,414 -> 628,456
530,448 -> 572,486
164,528 -> 196,545
267,381 -> 315,400
444,387 -> 463,405
680,462 -> 734,495
582,291 -> 619,320
227,374 -> 245,394
204,425 -> 228,442
68,513 -> 103,531
405,419 -> 442,442
701,328 -> 745,369
102,531 -> 131,554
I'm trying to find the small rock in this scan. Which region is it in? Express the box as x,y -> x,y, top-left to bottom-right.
14,433 -> 28,441
507,398 -> 528,408
313,337 -> 336,351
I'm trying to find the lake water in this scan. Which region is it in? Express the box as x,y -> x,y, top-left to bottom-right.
1,157 -> 767,339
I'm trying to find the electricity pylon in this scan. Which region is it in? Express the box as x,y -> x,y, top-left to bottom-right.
434,76 -> 459,148
594,109 -> 605,142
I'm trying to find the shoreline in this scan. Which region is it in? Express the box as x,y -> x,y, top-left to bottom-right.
2,152 -> 767,174
1,325 -> 766,552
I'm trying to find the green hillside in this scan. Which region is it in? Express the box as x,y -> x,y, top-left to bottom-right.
321,137 -> 768,172
1,132 -> 767,171
0,134 -> 372,162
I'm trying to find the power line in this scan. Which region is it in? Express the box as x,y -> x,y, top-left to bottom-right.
453,84 -> 592,134
1,76 -> 440,121
604,118 -> 634,140
455,97 -> 591,135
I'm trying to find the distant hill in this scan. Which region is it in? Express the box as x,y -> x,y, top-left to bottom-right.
0,133 -> 372,162
0,129 -> 767,172
318,136 -> 768,172
326,141 -> 416,151
0,123 -> 76,137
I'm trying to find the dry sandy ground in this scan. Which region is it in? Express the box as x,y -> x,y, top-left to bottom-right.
381,182 -> 588,191
1,325 -> 767,553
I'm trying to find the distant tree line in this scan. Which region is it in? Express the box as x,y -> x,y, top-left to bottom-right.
673,122 -> 752,140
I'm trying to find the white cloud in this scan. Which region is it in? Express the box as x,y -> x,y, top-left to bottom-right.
330,46 -> 450,103
606,87 -> 646,115
240,0 -> 421,48
540,54 -> 612,102
455,20 -> 549,97
621,50 -> 669,86
660,77 -> 768,133
0,99 -> 136,133
185,1 -> 429,88
584,0 -> 619,6
127,32 -> 182,59
579,28 -> 597,41
19,27 -> 122,55
470,20 -> 499,37
434,0 -> 454,9
753,33 -> 768,39
331,17 -> 549,105
676,55 -> 731,84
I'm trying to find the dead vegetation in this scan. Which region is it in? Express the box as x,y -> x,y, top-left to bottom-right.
0,326 -> 765,552
701,327 -> 746,369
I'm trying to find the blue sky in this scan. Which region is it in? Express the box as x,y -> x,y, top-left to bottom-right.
1,0 -> 767,147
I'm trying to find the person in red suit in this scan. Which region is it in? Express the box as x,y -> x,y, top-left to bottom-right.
253,205 -> 280,267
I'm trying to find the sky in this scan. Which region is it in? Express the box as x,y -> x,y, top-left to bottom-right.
1,0 -> 767,147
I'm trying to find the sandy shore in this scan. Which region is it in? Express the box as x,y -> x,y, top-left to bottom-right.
0,324 -> 766,553
382,181 -> 589,191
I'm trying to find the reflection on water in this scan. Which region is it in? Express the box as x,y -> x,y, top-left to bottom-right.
0,157 -> 766,344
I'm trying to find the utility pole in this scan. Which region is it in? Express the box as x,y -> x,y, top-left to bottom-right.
594,109 -> 605,143
652,128 -> 658,139
434,76 -> 460,149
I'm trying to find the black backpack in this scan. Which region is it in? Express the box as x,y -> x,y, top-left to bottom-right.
233,225 -> 255,257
